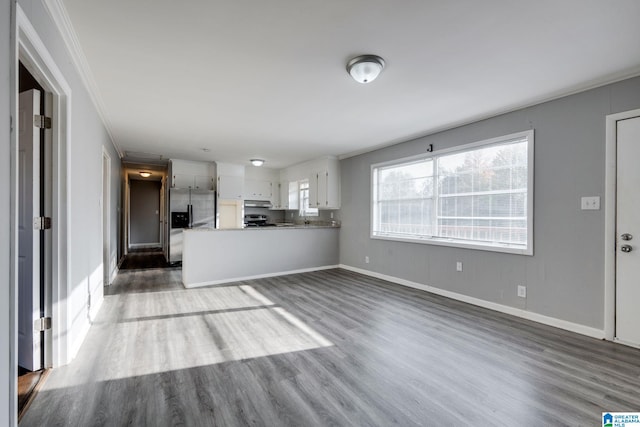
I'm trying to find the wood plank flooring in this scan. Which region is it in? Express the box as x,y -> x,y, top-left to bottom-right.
20,267 -> 640,426
119,248 -> 171,270
17,368 -> 48,422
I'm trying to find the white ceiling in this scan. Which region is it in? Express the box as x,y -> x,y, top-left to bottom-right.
61,0 -> 640,169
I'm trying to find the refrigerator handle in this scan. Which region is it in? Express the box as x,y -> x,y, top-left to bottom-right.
188,204 -> 193,228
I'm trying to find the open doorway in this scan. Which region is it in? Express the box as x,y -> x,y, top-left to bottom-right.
120,164 -> 169,269
17,62 -> 53,419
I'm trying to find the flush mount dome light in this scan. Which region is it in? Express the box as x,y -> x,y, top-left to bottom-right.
250,159 -> 265,167
139,171 -> 152,178
347,55 -> 385,84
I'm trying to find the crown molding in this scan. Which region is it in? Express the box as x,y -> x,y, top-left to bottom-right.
42,0 -> 123,158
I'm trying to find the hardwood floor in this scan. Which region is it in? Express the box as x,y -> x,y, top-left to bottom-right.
119,248 -> 171,270
17,368 -> 48,422
20,267 -> 640,426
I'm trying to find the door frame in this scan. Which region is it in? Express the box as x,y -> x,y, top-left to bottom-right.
14,5 -> 71,373
102,148 -> 111,285
604,108 -> 640,342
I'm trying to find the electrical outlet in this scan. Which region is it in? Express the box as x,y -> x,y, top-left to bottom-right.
365,256 -> 370,264
581,196 -> 600,210
456,261 -> 463,272
330,212 -> 334,219
291,213 -> 294,218
517,285 -> 527,298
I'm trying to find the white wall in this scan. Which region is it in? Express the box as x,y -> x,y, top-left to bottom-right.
1,0 -> 15,424
16,0 -> 121,361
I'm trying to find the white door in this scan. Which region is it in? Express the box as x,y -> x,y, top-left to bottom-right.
616,115 -> 640,346
18,89 -> 42,371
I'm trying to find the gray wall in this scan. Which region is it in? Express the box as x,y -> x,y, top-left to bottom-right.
1,0 -> 14,423
340,76 -> 640,331
17,0 -> 121,363
129,180 -> 160,245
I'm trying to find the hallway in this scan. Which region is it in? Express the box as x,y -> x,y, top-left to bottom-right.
19,266 -> 640,426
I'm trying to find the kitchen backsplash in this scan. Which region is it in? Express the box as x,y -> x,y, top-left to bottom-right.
244,207 -> 339,224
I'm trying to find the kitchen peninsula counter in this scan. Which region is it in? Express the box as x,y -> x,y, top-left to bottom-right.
182,226 -> 339,288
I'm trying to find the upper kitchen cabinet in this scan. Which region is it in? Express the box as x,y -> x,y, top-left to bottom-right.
244,164 -> 281,207
170,159 -> 215,190
217,162 -> 245,200
269,182 -> 282,210
217,175 -> 244,200
308,157 -> 340,209
244,179 -> 272,200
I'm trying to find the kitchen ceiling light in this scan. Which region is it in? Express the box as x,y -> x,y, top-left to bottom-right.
347,55 -> 385,84
250,159 -> 265,167
139,171 -> 152,178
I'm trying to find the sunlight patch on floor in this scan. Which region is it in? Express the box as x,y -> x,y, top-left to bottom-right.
58,284 -> 334,385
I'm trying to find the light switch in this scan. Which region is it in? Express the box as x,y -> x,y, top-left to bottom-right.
581,196 -> 600,210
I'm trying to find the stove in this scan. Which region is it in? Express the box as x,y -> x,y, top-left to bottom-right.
244,214 -> 276,227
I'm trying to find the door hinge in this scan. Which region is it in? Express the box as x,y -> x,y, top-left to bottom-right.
34,317 -> 52,332
34,115 -> 52,129
33,217 -> 52,230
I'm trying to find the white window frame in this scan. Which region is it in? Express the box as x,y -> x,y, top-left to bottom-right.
299,180 -> 318,217
371,130 -> 534,255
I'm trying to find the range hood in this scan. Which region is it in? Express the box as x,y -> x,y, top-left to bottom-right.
244,199 -> 272,208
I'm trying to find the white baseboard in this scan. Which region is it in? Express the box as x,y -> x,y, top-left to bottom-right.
339,264 -> 605,340
129,242 -> 161,249
183,265 -> 340,288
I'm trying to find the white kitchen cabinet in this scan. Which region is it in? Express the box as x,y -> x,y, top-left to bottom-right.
276,182 -> 288,209
269,181 -> 296,210
269,182 -> 281,210
244,179 -> 272,199
170,160 -> 215,190
217,175 -> 244,200
194,175 -> 214,190
279,182 -> 289,209
172,173 -> 194,190
308,159 -> 340,209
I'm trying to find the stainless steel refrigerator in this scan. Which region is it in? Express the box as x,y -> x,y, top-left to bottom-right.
169,188 -> 216,263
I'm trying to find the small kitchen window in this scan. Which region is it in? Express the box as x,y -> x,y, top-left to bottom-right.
299,180 -> 318,217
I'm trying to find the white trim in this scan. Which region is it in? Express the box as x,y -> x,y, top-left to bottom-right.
110,266 -> 119,284
604,108 -> 640,342
183,265 -> 339,288
339,264 -> 605,340
17,4 -> 72,367
129,242 -> 162,249
42,0 -> 122,157
102,147 -> 111,285
8,1 -> 17,424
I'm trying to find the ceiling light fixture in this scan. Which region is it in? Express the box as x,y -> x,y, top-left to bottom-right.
250,159 -> 265,167
347,55 -> 385,84
139,171 -> 152,178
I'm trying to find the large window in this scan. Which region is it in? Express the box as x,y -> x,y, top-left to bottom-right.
372,130 -> 533,255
